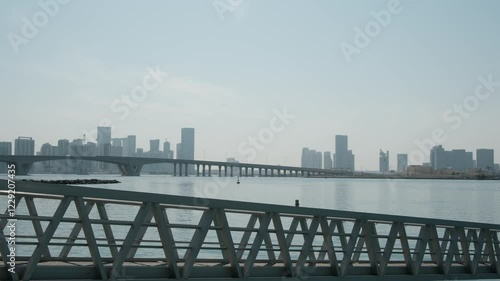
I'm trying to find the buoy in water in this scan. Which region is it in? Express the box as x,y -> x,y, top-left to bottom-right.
237,177 -> 240,184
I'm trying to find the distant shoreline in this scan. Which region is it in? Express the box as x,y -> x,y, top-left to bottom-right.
308,174 -> 500,180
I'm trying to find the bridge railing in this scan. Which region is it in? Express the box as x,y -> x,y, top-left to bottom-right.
1,180 -> 500,280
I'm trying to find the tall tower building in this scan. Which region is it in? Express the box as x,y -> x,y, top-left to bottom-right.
323,151 -> 333,170
379,150 -> 389,173
0,142 -> 12,155
15,137 -> 35,155
97,127 -> 111,156
397,154 -> 408,172
334,135 -> 355,171
477,149 -> 494,171
181,128 -> 195,174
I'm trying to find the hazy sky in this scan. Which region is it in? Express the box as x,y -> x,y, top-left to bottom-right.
2,0 -> 500,170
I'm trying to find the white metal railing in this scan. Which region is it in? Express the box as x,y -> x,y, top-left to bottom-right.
1,179 -> 500,280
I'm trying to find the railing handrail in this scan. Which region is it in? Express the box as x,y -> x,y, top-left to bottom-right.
2,179 -> 499,230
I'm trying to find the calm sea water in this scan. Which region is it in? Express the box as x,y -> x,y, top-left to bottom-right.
15,174 -> 500,224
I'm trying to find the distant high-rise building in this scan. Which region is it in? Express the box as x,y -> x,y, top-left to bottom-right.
176,143 -> 183,159
397,154 -> 408,172
180,128 -> 195,174
150,139 -> 160,152
477,149 -> 494,171
15,137 -> 35,155
334,135 -> 355,171
124,135 -> 136,157
0,142 -> 12,155
163,140 -> 174,159
323,151 -> 333,169
97,127 -> 111,156
314,151 -> 322,169
379,150 -> 389,173
97,127 -> 112,170
430,145 -> 473,171
57,139 -> 70,156
301,148 -> 312,168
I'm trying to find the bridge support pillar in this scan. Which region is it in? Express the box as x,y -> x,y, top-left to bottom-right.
251,168 -> 254,177
208,166 -> 211,177
179,164 -> 183,177
196,164 -> 200,176
244,167 -> 248,177
202,165 -> 205,176
117,163 -> 143,176
230,166 -> 233,177
224,166 -> 228,177
218,166 -> 221,177
239,167 -> 242,176
185,164 -> 188,176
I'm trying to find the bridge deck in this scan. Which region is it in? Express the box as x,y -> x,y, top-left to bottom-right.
1,180 -> 500,280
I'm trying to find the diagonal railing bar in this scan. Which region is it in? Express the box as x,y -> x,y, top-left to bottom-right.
22,196 -> 72,281
279,217 -> 300,261
458,227 -> 472,273
444,227 -> 459,276
363,221 -> 381,276
24,197 -> 52,258
73,197 -> 107,280
95,202 -> 119,258
237,213 -> 258,260
484,230 -> 496,272
182,208 -> 215,279
340,219 -> 362,277
151,204 -> 180,279
440,228 -> 451,258
335,220 -> 349,251
351,232 -> 365,263
126,207 -> 154,259
412,224 -> 430,276
379,222 -> 399,276
259,215 -> 276,262
317,218 -> 336,261
397,222 -> 414,275
272,213 -> 294,277
295,216 -> 320,278
213,208 -> 243,278
110,202 -> 152,280
318,216 -> 339,277
299,217 -> 317,264
471,229 -> 486,275
492,231 -> 500,273
427,224 -> 444,274
59,201 -> 95,258
244,212 -> 272,278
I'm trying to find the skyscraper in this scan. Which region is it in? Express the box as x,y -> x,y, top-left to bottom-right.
150,139 -> 160,152
97,127 -> 111,171
477,149 -> 494,171
15,137 -> 35,155
57,139 -> 70,156
397,154 -> 408,172
323,151 -> 333,169
379,150 -> 389,173
0,142 -> 12,155
180,128 -> 195,174
124,135 -> 136,157
334,135 -> 355,171
97,127 -> 111,156
431,145 -> 473,171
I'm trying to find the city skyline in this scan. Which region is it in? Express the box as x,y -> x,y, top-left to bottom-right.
1,129 -> 498,172
2,1 -> 500,170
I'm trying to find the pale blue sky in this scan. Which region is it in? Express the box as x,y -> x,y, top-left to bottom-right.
1,0 -> 500,170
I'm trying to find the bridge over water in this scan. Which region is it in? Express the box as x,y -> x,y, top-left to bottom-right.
1,180 -> 500,280
0,155 -> 350,177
